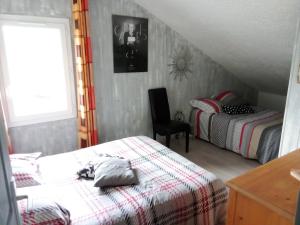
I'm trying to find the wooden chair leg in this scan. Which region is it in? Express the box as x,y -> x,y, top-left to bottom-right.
166,135 -> 170,147
186,131 -> 189,153
153,131 -> 157,140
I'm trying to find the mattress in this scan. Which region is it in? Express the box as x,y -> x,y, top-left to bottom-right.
18,136 -> 227,225
190,109 -> 283,163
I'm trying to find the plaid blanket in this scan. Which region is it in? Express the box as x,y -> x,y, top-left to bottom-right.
19,136 -> 227,225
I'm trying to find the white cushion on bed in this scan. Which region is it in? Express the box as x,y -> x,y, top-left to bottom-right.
94,157 -> 137,187
190,98 -> 222,113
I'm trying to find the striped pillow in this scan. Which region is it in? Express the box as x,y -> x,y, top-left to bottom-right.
215,90 -> 237,104
190,98 -> 222,113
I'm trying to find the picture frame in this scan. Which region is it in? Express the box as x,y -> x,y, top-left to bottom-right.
112,15 -> 148,73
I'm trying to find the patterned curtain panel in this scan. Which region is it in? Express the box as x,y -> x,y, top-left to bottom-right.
0,94 -> 13,154
72,0 -> 98,148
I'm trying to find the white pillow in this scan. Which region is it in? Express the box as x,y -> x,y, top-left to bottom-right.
190,98 -> 222,113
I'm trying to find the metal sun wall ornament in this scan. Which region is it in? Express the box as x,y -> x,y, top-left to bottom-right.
168,46 -> 193,81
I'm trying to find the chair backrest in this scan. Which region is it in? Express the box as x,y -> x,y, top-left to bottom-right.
148,88 -> 171,125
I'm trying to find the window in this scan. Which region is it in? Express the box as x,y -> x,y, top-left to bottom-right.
0,15 -> 76,127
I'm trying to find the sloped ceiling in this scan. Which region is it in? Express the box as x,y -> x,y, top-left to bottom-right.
133,0 -> 300,95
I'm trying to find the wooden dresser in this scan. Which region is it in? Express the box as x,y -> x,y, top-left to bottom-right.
226,149 -> 300,225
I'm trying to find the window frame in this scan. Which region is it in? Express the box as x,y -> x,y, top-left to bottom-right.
0,14 -> 76,127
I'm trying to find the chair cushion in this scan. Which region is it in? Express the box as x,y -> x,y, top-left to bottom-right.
155,120 -> 190,135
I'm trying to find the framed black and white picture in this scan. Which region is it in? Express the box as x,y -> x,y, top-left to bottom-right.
112,15 -> 148,73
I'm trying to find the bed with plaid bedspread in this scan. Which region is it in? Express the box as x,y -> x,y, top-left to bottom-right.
18,136 -> 228,225
190,108 -> 282,163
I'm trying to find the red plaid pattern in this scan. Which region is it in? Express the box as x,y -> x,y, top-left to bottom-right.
14,172 -> 41,188
10,152 -> 42,188
19,197 -> 71,225
22,136 -> 227,225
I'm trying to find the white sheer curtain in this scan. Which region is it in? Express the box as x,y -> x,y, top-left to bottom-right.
0,92 -> 13,154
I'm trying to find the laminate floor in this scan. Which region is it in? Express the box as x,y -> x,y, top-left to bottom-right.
157,135 -> 260,182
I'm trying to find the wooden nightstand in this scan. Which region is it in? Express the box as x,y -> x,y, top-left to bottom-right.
226,149 -> 300,225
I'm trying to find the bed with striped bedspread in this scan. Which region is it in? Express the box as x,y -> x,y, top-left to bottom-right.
18,136 -> 228,225
190,109 -> 283,163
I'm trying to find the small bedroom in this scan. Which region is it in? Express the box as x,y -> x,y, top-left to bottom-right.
1,0 -> 300,224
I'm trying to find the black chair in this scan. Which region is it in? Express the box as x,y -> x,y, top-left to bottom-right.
148,88 -> 190,152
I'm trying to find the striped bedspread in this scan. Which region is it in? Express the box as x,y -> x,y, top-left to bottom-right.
191,109 -> 216,142
190,109 -> 283,163
19,136 -> 227,225
225,110 -> 282,159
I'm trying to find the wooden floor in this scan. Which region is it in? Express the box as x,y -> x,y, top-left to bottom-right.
157,135 -> 260,182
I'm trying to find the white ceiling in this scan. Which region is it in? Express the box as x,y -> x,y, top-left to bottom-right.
134,0 -> 300,95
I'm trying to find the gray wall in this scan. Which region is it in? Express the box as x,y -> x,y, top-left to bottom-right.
0,0 -> 77,155
280,22 -> 300,156
90,0 -> 258,142
257,91 -> 286,112
0,0 -> 258,155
